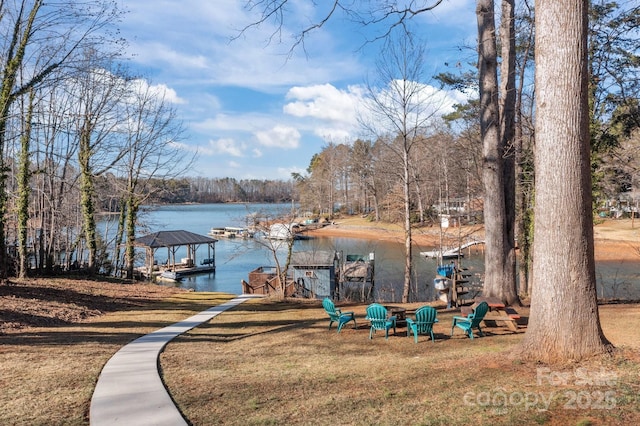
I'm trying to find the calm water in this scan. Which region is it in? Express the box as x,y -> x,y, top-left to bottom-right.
101,204 -> 640,302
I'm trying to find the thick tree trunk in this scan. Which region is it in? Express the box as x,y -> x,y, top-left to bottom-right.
499,0 -> 518,304
519,0 -> 612,362
477,0 -> 517,305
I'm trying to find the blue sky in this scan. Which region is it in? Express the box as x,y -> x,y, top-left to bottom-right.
117,0 -> 477,180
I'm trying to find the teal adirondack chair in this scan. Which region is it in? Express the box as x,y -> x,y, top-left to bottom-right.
451,301 -> 489,339
365,303 -> 396,339
322,298 -> 357,333
406,306 -> 438,343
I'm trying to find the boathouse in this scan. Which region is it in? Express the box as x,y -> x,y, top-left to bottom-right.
242,250 -> 339,298
133,230 -> 217,280
290,250 -> 339,298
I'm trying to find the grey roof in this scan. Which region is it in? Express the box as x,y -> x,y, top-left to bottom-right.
134,230 -> 217,248
290,250 -> 337,267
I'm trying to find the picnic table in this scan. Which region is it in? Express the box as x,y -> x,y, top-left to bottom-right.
474,296 -> 520,332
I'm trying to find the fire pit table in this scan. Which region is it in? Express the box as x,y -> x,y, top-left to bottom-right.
384,305 -> 407,327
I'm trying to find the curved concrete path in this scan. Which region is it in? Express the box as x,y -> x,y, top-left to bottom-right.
90,294 -> 260,425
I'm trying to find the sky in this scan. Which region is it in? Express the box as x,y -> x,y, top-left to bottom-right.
116,0 -> 478,181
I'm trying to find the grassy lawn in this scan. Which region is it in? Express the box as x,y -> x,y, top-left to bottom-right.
0,281 -> 236,425
161,299 -> 640,426
1,281 -> 639,425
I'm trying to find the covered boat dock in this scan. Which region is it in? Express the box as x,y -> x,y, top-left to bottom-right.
134,230 -> 217,280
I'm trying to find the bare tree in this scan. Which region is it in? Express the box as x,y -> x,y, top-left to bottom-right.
0,0 -> 122,280
26,79 -> 83,274
112,79 -> 189,279
70,53 -> 128,273
518,0 -> 613,362
361,35 -> 448,302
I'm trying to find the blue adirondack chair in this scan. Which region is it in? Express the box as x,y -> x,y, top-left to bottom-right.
365,303 -> 396,339
406,306 -> 438,343
451,301 -> 489,339
322,298 -> 357,333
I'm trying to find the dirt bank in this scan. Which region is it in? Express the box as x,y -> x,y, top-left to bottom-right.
304,217 -> 640,262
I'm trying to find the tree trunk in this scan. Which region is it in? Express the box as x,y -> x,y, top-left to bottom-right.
499,0 -> 518,303
515,4 -> 535,298
519,0 -> 612,362
125,195 -> 138,280
79,126 -> 97,273
477,0 -> 517,305
402,148 -> 412,303
17,92 -> 36,278
114,197 -> 127,277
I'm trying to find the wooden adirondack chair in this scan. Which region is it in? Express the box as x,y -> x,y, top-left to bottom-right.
365,303 -> 396,339
406,306 -> 438,343
322,298 -> 357,333
451,301 -> 489,339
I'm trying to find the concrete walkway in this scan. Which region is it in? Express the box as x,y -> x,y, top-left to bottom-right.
90,295 -> 260,425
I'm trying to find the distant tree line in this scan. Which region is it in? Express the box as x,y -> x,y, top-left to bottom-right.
94,176 -> 295,211
181,177 -> 294,204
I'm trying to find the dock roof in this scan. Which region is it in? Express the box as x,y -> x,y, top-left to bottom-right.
134,230 -> 217,248
291,251 -> 337,267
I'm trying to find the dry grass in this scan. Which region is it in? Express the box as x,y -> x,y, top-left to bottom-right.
161,299 -> 640,426
0,279 -> 237,425
1,286 -> 639,425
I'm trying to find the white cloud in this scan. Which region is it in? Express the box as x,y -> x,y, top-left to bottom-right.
194,113 -> 269,133
129,79 -> 186,104
169,141 -> 197,153
313,127 -> 353,142
183,138 -> 245,157
133,41 -> 209,72
284,84 -> 363,124
255,125 -> 301,149
281,83 -> 365,143
208,138 -> 245,157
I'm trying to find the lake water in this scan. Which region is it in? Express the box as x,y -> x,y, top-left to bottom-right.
101,203 -> 640,302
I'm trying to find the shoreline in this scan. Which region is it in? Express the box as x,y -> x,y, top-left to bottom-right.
303,218 -> 640,262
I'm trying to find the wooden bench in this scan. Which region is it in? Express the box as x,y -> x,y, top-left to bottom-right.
475,297 -> 520,332
483,312 -> 519,332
